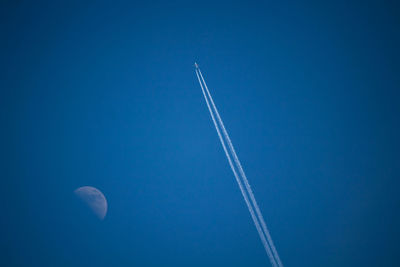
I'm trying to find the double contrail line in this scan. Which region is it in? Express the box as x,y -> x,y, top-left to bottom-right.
195,64 -> 283,267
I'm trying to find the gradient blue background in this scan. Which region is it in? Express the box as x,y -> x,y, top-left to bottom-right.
1,1 -> 399,266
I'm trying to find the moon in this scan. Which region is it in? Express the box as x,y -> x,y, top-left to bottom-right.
74,186 -> 108,220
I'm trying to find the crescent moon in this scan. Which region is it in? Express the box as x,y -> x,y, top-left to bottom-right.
74,186 -> 108,220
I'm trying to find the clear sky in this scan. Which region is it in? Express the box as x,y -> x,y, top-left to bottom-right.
1,1 -> 399,266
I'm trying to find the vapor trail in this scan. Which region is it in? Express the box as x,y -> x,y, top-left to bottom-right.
196,66 -> 283,267
195,69 -> 277,267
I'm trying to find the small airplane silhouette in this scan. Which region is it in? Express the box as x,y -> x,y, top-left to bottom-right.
194,62 -> 199,69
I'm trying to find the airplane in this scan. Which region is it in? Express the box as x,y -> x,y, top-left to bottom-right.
194,62 -> 199,69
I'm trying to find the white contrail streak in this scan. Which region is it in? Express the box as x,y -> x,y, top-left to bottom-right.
195,69 -> 278,267
198,68 -> 283,267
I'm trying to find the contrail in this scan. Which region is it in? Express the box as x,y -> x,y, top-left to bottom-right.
197,68 -> 283,267
195,68 -> 278,267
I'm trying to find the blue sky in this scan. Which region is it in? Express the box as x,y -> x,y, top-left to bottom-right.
1,1 -> 399,266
